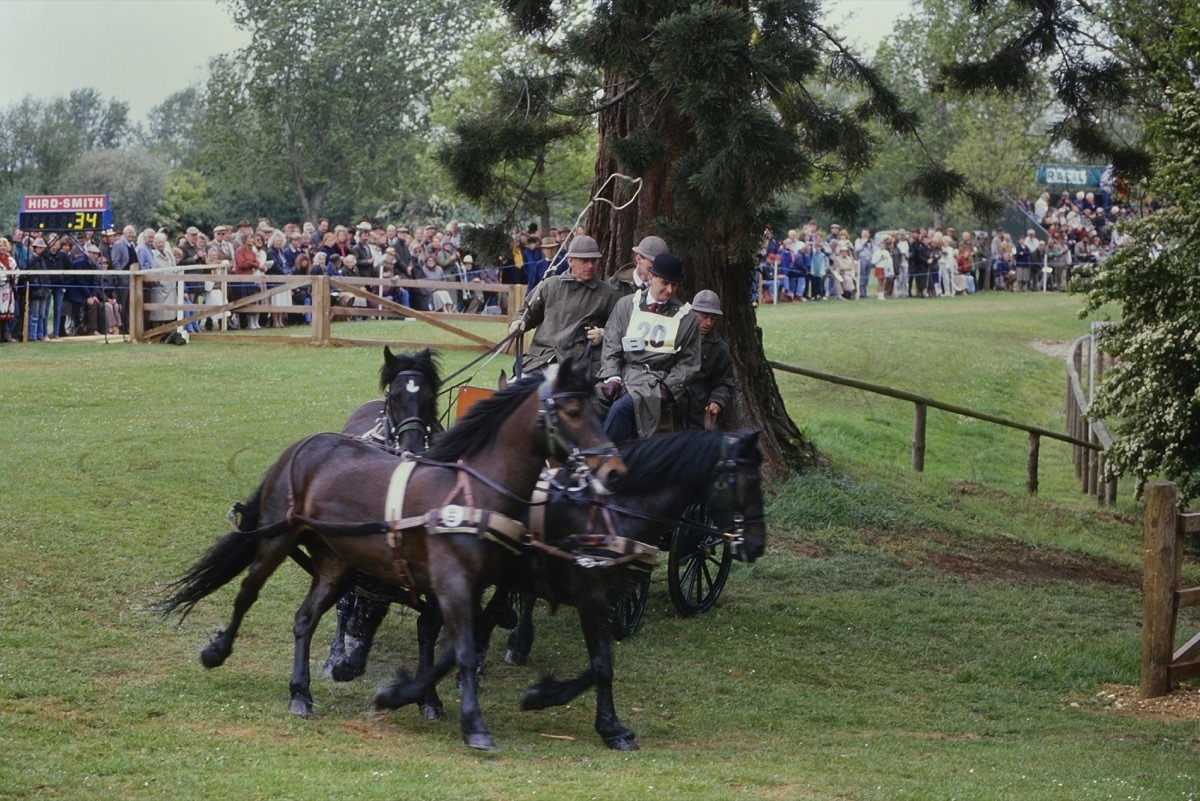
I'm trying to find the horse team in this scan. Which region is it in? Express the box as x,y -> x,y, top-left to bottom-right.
159,348 -> 766,751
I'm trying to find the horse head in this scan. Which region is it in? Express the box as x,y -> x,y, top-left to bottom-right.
539,358 -> 627,495
380,346 -> 441,454
707,430 -> 767,563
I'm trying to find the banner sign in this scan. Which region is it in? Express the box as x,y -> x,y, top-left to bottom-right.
1035,164 -> 1106,187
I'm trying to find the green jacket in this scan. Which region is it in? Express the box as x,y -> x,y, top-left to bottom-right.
681,331 -> 735,430
512,272 -> 621,376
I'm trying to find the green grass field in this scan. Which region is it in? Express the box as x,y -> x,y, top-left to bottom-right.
2,292 -> 1197,801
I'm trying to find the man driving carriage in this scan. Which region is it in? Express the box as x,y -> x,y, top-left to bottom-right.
598,251 -> 701,442
507,235 -> 621,378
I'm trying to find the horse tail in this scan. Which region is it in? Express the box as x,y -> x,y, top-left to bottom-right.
157,479 -> 278,621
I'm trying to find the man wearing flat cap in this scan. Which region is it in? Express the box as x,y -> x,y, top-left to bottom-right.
608,234 -> 667,297
599,251 -> 701,441
679,289 -> 735,431
508,234 -> 621,377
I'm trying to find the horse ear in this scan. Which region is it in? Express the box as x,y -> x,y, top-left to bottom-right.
738,430 -> 762,456
497,370 -> 508,390
384,345 -> 398,368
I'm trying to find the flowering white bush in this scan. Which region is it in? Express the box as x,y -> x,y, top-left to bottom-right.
1078,89 -> 1200,502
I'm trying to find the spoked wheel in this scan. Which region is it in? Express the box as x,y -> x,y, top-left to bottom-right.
611,572 -> 652,640
667,502 -> 732,616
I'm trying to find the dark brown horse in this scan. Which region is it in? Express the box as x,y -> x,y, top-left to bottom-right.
159,361 -> 625,750
327,346 -> 442,695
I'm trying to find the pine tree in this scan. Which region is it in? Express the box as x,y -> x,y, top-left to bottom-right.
440,0 -> 935,469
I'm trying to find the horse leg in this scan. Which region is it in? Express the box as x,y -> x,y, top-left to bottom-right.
201,538 -> 293,669
579,598 -> 637,751
504,592 -> 537,666
324,590 -> 389,682
443,592 -> 495,750
415,600 -> 446,720
289,555 -> 349,718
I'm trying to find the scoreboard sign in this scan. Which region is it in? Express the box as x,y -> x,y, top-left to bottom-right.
18,194 -> 114,232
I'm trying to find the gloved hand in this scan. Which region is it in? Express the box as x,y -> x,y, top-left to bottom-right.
508,318 -> 526,335
599,377 -> 622,402
659,383 -> 674,402
585,325 -> 604,345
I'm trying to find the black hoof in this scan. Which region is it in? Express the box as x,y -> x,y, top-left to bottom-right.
419,702 -> 446,721
200,641 -> 228,669
605,735 -> 640,751
373,670 -> 417,711
504,648 -> 528,667
520,683 -> 554,711
325,656 -> 365,683
289,696 -> 314,718
464,732 -> 498,751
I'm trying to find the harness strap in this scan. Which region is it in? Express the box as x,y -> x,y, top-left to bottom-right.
527,534 -> 658,572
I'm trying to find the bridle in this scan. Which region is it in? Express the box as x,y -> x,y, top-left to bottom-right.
535,371 -> 621,494
383,370 -> 435,453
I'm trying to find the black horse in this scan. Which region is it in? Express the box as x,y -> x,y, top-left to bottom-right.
329,429 -> 768,749
159,361 -> 626,751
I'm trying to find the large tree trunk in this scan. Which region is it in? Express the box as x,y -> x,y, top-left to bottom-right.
588,79 -> 812,473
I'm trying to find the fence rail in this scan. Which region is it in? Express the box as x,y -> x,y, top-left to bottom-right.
768,358 -> 1102,495
1066,333 -> 1117,504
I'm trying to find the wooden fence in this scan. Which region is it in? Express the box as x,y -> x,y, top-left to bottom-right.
767,359 -> 1103,495
1066,332 -> 1118,504
1140,481 -> 1200,697
126,265 -> 523,352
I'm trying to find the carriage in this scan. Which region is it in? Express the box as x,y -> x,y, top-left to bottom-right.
451,371 -> 735,640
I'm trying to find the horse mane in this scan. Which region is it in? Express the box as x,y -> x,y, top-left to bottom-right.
424,371 -> 545,460
617,430 -> 727,496
380,347 -> 441,396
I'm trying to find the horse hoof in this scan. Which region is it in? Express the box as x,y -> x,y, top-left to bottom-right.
520,685 -> 551,712
464,732 -> 498,751
325,657 -> 364,683
605,735 -> 640,751
504,649 -> 528,667
289,697 -> 314,718
200,643 -> 228,669
419,703 -> 446,721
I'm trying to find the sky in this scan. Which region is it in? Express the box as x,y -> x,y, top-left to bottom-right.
3,0 -> 915,124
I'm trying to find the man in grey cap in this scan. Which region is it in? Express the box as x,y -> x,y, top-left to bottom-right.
679,289 -> 735,430
599,251 -> 701,440
607,234 -> 667,297
508,234 -> 621,377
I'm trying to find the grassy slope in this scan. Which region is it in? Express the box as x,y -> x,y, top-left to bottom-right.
1,293 -> 1196,801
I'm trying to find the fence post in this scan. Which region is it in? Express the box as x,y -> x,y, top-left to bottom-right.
911,402 -> 927,473
1141,481 -> 1179,698
310,274 -> 330,345
1026,432 -> 1040,494
130,268 -> 144,342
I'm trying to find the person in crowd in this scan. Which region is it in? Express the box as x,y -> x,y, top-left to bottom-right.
96,254 -> 124,335
420,254 -> 454,313
508,234 -> 620,376
892,230 -> 910,298
679,289 -> 735,431
830,239 -> 858,299
23,237 -> 52,341
609,235 -> 668,297
809,235 -> 830,300
871,236 -> 895,301
855,227 -> 873,299
599,251 -> 701,441
1046,232 -> 1071,290
0,237 -> 15,341
145,232 -> 179,331
65,243 -> 102,335
232,232 -> 261,329
527,239 -> 565,293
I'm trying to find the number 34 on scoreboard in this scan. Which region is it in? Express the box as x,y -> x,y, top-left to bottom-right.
17,194 -> 113,233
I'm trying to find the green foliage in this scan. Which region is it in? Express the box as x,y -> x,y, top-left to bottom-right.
199,0 -> 488,223
145,87 -> 207,168
1078,88 -> 1200,502
68,148 -> 170,228
155,169 -> 217,233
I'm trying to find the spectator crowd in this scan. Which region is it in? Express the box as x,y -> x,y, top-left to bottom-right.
0,187 -> 1149,345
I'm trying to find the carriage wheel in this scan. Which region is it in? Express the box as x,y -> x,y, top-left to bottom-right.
611,572 -> 652,640
667,502 -> 732,616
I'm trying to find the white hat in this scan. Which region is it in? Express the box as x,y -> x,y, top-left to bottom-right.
462,254 -> 474,264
